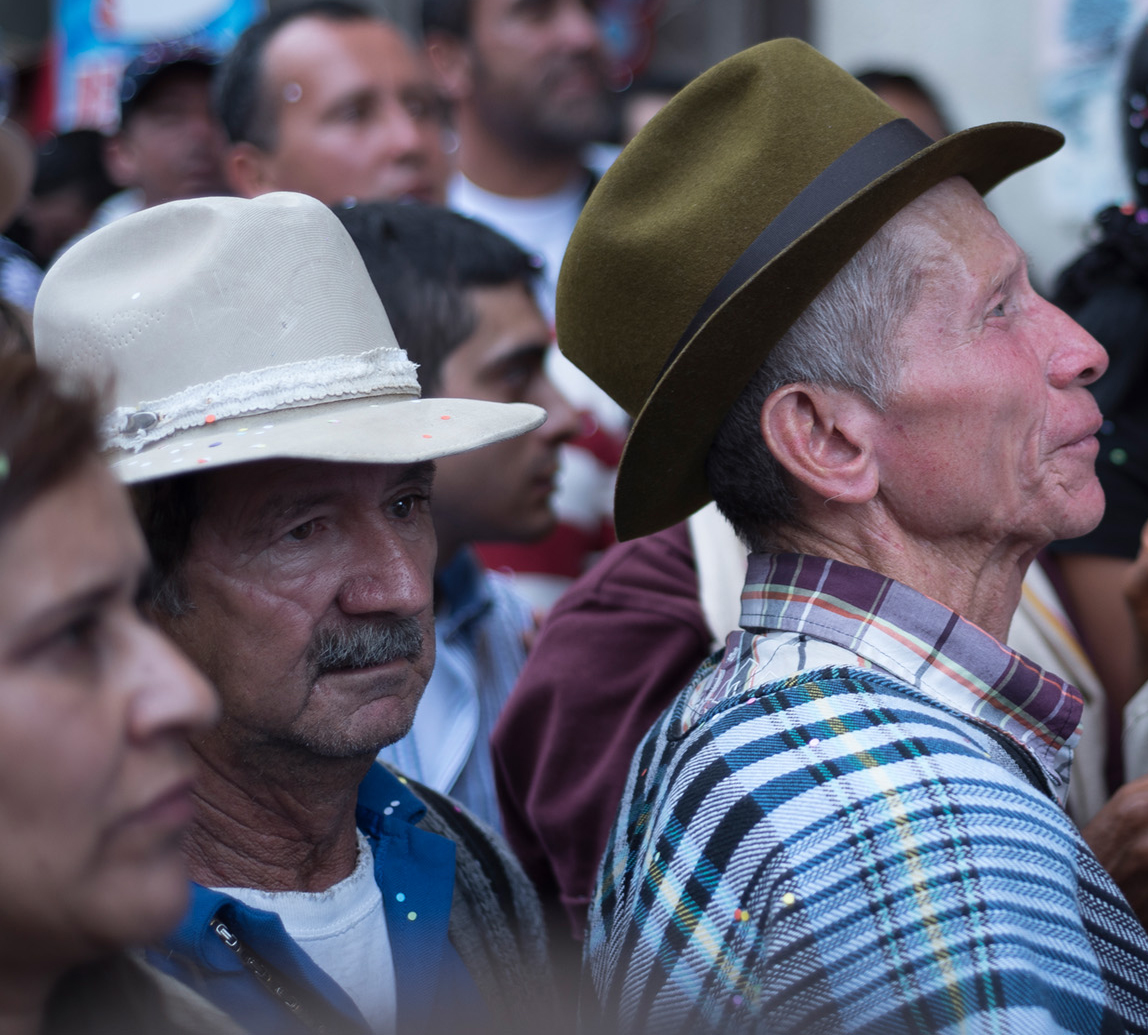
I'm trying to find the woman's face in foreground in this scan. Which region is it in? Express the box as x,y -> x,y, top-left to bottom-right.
0,459 -> 216,970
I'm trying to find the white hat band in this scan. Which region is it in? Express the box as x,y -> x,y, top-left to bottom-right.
104,346 -> 420,453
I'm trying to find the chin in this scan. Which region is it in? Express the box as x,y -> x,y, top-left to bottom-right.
87,859 -> 191,950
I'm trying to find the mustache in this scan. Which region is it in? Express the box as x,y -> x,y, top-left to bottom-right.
308,617 -> 424,677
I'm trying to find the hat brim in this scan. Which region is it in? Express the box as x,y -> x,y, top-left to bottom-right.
612,121 -> 1063,541
111,394 -> 546,484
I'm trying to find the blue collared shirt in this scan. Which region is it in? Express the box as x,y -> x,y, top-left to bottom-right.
149,765 -> 484,1034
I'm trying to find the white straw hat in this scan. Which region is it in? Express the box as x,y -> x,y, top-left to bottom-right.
33,192 -> 545,483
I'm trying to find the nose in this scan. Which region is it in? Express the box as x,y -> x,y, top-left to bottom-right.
1045,300 -> 1108,390
531,372 -> 581,446
125,621 -> 218,742
336,520 -> 436,619
380,101 -> 430,164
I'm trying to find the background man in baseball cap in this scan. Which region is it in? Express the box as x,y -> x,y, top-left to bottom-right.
558,39 -> 1148,1033
98,44 -> 231,226
35,190 -> 552,1035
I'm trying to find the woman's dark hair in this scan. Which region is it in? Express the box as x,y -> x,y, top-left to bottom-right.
0,354 -> 100,533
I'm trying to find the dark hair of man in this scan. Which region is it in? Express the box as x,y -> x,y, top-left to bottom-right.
420,0 -> 470,40
129,473 -> 201,617
211,0 -> 380,149
0,354 -> 100,532
334,201 -> 541,393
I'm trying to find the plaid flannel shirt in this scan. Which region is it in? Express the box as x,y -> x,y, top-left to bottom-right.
585,553 -> 1148,1034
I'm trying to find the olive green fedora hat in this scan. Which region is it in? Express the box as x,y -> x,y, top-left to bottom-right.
556,38 -> 1063,541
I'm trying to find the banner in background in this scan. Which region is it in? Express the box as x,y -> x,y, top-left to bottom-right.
53,0 -> 263,132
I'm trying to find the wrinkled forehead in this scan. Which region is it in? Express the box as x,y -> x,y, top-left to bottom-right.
894,179 -> 1024,304
264,15 -> 424,94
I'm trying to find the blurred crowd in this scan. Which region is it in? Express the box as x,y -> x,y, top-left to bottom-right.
6,2 -> 1148,1033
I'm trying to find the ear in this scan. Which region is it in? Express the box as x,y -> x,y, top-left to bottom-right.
424,33 -> 473,102
224,141 -> 275,199
760,383 -> 880,506
103,133 -> 138,190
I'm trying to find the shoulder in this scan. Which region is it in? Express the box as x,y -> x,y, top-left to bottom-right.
386,767 -> 555,1023
379,764 -> 547,950
548,520 -> 704,627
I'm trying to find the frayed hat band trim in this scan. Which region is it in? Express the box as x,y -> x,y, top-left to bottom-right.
103,346 -> 420,453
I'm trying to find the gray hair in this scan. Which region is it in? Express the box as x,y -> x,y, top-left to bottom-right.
706,194 -> 936,552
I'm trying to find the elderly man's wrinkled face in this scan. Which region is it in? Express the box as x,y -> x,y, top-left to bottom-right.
872,179 -> 1107,553
166,459 -> 437,758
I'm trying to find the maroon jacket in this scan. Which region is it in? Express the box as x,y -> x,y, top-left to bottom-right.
491,522 -> 712,943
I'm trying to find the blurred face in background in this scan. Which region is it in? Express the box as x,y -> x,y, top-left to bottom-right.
231,17 -> 450,205
106,66 -> 231,207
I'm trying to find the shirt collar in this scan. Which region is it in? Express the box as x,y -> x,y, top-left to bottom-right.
740,553 -> 1082,797
434,548 -> 493,636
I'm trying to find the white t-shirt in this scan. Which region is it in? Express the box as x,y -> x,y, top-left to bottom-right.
214,829 -> 396,1034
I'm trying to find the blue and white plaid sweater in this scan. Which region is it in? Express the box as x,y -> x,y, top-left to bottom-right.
585,553 -> 1148,1034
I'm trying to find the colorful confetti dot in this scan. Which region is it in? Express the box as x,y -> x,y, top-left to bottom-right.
809,738 -> 820,747
782,892 -> 796,907
422,434 -> 433,439
383,807 -> 394,815
734,909 -> 750,922
732,995 -> 743,1007
209,441 -> 222,448
390,801 -> 399,807
205,414 -> 216,424
197,459 -> 208,464
439,415 -> 452,420
407,911 -> 418,921
396,892 -> 406,902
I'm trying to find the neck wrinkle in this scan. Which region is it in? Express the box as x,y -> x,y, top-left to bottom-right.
184,731 -> 370,893
774,511 -> 1034,643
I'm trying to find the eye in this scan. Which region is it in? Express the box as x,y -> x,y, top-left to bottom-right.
989,300 -> 1007,318
285,520 -> 317,542
390,494 -> 428,520
57,612 -> 100,652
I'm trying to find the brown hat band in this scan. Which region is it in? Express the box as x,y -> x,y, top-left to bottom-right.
658,117 -> 933,379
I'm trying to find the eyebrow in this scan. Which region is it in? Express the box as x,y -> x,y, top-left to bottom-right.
318,86 -> 376,121
248,462 -> 437,536
7,574 -> 133,659
399,461 -> 436,493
